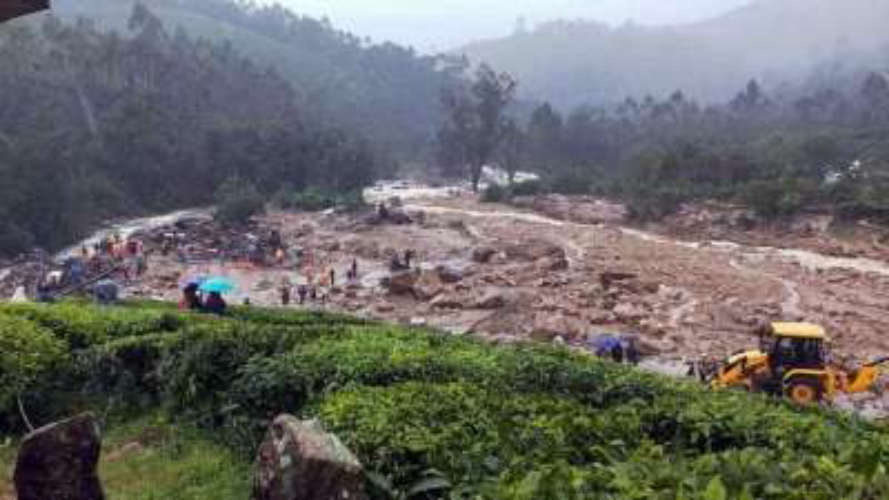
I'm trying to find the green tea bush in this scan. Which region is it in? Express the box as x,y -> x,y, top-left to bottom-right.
226,306 -> 369,327
158,320 -> 351,416
0,303 -> 186,348
0,314 -> 67,407
321,382 -> 636,500
7,302 -> 889,500
321,382 -> 889,500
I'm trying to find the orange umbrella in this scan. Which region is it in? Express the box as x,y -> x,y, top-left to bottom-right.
0,0 -> 49,23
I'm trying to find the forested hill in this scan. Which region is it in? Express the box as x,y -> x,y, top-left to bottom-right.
0,4 -> 386,257
459,0 -> 889,108
15,0 -> 458,159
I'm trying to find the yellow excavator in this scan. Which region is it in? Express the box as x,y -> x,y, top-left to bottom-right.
710,322 -> 889,405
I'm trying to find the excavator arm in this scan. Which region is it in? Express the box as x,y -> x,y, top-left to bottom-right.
845,357 -> 889,394
711,350 -> 769,390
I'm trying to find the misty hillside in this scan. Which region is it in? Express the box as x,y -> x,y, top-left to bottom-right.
459,0 -> 889,107
34,0 -> 456,158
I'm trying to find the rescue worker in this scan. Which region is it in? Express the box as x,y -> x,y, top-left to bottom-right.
204,291 -> 227,315
181,283 -> 203,311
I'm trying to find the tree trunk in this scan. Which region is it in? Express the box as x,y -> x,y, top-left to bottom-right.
471,163 -> 482,192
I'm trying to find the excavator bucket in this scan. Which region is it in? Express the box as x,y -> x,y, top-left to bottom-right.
0,0 -> 49,23
846,357 -> 889,393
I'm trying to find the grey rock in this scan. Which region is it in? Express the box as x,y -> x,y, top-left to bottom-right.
252,416 -> 367,500
14,413 -> 105,500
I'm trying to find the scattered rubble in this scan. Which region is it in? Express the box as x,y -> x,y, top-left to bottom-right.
7,184 -> 889,411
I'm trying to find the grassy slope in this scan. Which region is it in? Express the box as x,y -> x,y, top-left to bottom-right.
1,301 -> 889,499
1,414 -> 249,500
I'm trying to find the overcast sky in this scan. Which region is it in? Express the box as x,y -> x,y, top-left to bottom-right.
276,0 -> 753,52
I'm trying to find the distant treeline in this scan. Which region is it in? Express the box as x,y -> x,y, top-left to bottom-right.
471,73 -> 889,222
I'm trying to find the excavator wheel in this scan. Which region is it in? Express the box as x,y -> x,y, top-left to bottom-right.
785,377 -> 822,406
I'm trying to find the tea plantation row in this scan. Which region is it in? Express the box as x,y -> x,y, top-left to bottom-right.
1,301 -> 888,499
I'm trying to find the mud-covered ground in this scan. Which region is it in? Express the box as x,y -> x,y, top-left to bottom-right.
120,189 -> 889,361
7,183 -> 889,416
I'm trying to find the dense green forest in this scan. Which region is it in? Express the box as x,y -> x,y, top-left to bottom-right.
470,70 -> 889,222
0,1 -> 455,257
46,0 -> 458,159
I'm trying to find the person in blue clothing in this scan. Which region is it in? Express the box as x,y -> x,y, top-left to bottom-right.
592,334 -> 639,365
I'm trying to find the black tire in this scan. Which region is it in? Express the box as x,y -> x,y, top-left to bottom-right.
785,376 -> 822,405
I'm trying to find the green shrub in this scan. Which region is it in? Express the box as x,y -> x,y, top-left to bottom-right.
0,315 -> 67,407
320,381 -> 889,500
159,321 -> 350,416
626,187 -> 685,222
481,183 -> 509,203
321,382 -> 631,499
742,178 -> 819,219
0,303 -> 187,349
547,168 -> 594,195
275,187 -> 366,212
214,176 -> 266,225
510,179 -> 546,197
8,302 -> 889,500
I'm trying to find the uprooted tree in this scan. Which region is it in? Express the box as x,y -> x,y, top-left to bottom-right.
438,64 -> 517,191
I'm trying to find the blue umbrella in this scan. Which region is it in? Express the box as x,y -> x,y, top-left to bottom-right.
180,274 -> 208,288
199,276 -> 237,294
590,335 -> 622,355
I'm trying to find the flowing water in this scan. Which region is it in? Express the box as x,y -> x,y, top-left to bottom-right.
55,208 -> 212,261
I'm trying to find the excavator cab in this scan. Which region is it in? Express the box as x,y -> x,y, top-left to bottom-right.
761,323 -> 833,404
764,323 -> 827,370
712,323 -> 887,404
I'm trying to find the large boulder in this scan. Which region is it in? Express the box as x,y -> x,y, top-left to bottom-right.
613,302 -> 648,322
14,413 -> 105,500
530,313 -> 585,342
383,269 -> 420,295
471,246 -> 497,264
430,293 -> 465,309
504,239 -> 565,262
599,271 -> 638,290
412,271 -> 444,301
537,255 -> 569,272
436,264 -> 464,284
252,415 -> 367,500
475,289 -> 509,310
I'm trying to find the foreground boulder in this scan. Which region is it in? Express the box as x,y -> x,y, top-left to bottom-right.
14,413 -> 105,500
253,415 -> 367,500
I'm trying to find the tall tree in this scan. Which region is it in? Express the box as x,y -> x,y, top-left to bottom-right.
496,118 -> 526,184
438,64 -> 516,191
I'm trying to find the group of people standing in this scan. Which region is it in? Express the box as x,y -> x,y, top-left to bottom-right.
82,234 -> 148,281
278,258 -> 359,307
